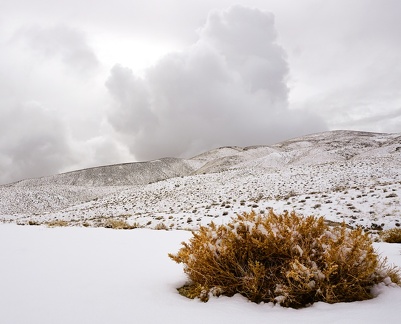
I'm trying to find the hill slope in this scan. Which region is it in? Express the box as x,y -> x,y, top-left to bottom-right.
1,130 -> 400,232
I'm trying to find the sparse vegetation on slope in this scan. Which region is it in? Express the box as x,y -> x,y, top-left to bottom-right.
1,130 -> 400,231
169,210 -> 400,308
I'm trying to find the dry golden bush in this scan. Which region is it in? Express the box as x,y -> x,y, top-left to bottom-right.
169,210 -> 400,308
46,220 -> 69,227
154,222 -> 169,230
104,219 -> 137,230
381,228 -> 401,243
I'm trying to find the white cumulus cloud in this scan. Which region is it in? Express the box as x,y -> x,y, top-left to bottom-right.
106,5 -> 327,160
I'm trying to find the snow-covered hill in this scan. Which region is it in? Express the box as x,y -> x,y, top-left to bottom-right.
1,130 -> 400,233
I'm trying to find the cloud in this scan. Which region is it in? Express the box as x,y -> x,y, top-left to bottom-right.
0,101 -> 75,184
334,107 -> 401,133
0,23 -> 120,184
284,0 -> 401,133
14,24 -> 100,74
106,5 -> 327,160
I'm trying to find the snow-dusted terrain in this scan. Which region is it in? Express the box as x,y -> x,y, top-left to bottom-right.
1,130 -> 400,233
0,224 -> 400,324
1,130 -> 401,324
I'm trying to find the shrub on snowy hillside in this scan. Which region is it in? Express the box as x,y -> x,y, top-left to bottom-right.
169,210 -> 400,308
381,228 -> 401,243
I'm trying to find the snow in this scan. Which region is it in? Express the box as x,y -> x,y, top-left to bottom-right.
0,224 -> 400,324
1,130 -> 401,322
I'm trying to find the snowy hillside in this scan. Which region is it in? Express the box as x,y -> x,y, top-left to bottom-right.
1,130 -> 400,233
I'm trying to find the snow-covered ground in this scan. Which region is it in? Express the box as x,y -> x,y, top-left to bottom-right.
1,130 -> 400,234
1,131 -> 401,323
0,224 -> 400,324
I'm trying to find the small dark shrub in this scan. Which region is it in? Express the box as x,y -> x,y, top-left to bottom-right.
169,210 -> 400,308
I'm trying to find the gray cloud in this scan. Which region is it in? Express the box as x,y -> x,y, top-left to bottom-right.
284,0 -> 401,132
106,5 -> 327,160
334,107 -> 401,134
0,23 -> 116,184
14,24 -> 100,74
0,102 -> 75,184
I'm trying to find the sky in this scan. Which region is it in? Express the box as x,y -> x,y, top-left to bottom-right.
1,0 -> 400,184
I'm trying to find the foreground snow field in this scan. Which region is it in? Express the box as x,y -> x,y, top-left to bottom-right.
1,224 -> 400,324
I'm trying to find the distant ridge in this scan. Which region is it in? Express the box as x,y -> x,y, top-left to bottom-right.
8,157 -> 196,187
3,130 -> 400,187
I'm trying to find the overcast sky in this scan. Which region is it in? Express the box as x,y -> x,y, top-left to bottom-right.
1,0 -> 400,184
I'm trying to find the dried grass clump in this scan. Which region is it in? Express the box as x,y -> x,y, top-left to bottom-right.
169,210 -> 400,308
104,219 -> 137,230
154,222 -> 169,230
381,228 -> 401,243
47,220 -> 69,227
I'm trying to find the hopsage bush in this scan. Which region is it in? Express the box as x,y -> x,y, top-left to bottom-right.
381,228 -> 401,243
169,210 -> 400,308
